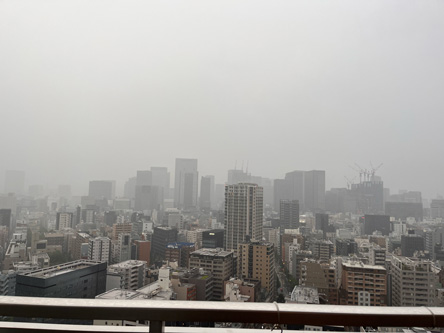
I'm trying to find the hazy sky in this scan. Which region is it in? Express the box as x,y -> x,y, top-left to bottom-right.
1,0 -> 443,198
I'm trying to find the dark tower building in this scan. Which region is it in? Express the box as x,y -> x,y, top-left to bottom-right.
364,215 -> 390,236
151,227 -> 178,263
401,234 -> 425,257
315,213 -> 329,238
202,229 -> 224,249
280,200 -> 299,229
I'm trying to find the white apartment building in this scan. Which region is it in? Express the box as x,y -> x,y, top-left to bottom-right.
391,255 -> 440,307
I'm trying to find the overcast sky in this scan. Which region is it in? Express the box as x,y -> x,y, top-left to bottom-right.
1,0 -> 443,199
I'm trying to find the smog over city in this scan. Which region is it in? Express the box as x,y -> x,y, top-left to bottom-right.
1,0 -> 444,330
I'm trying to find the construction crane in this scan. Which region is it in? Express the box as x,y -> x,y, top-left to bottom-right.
369,162 -> 383,181
344,176 -> 356,189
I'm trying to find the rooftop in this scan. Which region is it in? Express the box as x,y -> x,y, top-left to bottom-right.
19,260 -> 104,278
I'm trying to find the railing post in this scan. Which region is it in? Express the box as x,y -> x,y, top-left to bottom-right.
149,320 -> 164,333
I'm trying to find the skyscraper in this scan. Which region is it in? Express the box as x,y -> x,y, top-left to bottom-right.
199,175 -> 214,211
88,180 -> 115,200
224,183 -> 263,252
280,200 -> 300,229
174,158 -> 198,209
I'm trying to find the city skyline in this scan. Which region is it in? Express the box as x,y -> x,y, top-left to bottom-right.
1,1 -> 444,200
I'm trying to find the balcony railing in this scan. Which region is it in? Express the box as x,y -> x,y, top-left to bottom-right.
1,296 -> 444,332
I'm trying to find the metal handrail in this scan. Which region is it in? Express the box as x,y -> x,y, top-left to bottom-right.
1,296 -> 444,332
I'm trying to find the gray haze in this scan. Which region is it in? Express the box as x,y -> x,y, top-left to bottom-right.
1,0 -> 443,198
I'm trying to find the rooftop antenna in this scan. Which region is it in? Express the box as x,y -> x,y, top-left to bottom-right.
246,160 -> 249,174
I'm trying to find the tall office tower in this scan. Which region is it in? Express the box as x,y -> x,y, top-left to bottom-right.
151,167 -> 170,198
113,233 -> 131,263
124,177 -> 137,200
351,180 -> 384,215
273,179 -> 290,211
431,199 -> 444,219
151,227 -> 177,263
107,260 -> 147,290
214,184 -> 225,210
88,180 -> 115,200
74,206 -> 81,228
224,183 -> 263,253
0,209 -> 12,230
401,234 -> 424,257
189,248 -> 234,301
4,170 -> 25,196
88,237 -> 111,263
338,261 -> 387,306
237,241 -> 276,300
284,170 -> 305,207
135,185 -> 161,211
227,169 -> 250,185
304,170 -> 325,213
56,212 -> 73,230
391,255 -> 439,307
136,170 -> 152,187
174,158 -> 198,209
315,213 -> 329,238
364,214 -> 390,236
280,200 -> 299,229
16,260 -> 107,298
385,202 -> 423,222
199,176 -> 214,211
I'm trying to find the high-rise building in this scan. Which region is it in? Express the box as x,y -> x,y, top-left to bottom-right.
89,237 -> 111,263
174,158 -> 198,209
431,199 -> 444,219
114,233 -> 131,263
4,170 -> 25,196
88,180 -> 115,200
189,248 -> 234,301
280,200 -> 299,229
151,227 -> 178,263
200,175 -> 214,211
304,170 -> 326,213
135,185 -> 161,212
224,183 -> 263,253
16,260 -> 107,298
339,261 -> 387,306
274,170 -> 325,213
364,214 -> 390,236
124,177 -> 137,200
391,255 -> 439,307
0,209 -> 12,230
385,202 -> 423,222
238,241 -> 276,300
401,234 -> 424,257
150,167 -> 170,199
315,213 -> 329,238
56,212 -> 73,230
351,180 -> 384,215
